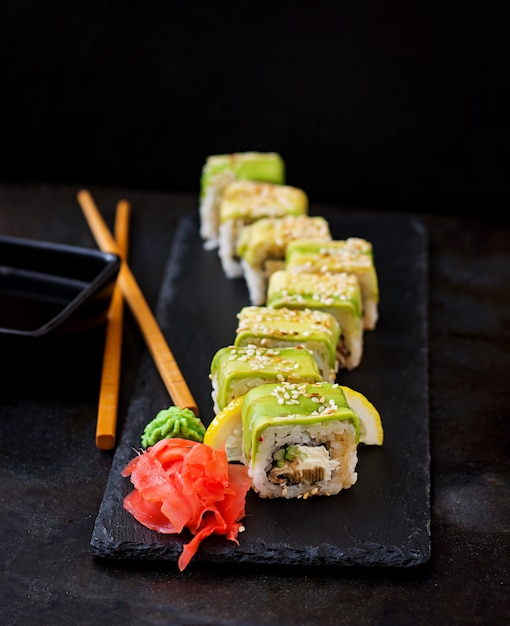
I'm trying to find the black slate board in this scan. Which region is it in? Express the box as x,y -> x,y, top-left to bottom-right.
91,209 -> 430,568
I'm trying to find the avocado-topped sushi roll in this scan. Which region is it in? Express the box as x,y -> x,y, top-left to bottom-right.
218,180 -> 308,278
199,152 -> 285,247
209,345 -> 322,414
285,238 -> 380,330
242,381 -> 360,499
234,306 -> 341,382
236,215 -> 331,305
266,270 -> 364,370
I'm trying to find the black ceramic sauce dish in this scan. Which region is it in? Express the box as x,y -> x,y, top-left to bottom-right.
0,234 -> 121,338
0,235 -> 121,392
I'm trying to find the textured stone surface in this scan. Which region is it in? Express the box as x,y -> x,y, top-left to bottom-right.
91,211 -> 431,569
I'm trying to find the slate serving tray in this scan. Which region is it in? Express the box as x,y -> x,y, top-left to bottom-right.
91,209 -> 430,569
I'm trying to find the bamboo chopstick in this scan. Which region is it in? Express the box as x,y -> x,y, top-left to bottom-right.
95,199 -> 130,450
77,189 -> 198,417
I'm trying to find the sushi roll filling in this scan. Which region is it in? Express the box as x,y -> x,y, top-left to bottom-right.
269,443 -> 340,485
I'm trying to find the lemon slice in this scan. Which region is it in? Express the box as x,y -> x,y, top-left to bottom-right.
203,396 -> 244,462
341,386 -> 384,445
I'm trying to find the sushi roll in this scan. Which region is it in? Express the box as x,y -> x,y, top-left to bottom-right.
285,238 -> 380,330
242,381 -> 360,499
234,306 -> 341,383
236,215 -> 332,305
218,180 -> 308,279
209,344 -> 322,414
199,152 -> 285,247
266,270 -> 364,370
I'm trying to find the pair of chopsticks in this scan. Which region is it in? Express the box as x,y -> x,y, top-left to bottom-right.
77,189 -> 198,450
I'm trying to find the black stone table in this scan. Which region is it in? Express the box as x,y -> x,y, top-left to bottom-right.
1,185 -> 508,626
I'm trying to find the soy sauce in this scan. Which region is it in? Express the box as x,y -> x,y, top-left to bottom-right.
0,291 -> 69,332
0,269 -> 85,334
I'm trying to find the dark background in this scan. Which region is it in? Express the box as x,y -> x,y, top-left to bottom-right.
1,1 -> 509,224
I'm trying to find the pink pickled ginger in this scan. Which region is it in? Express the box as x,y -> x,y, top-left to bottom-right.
121,438 -> 251,571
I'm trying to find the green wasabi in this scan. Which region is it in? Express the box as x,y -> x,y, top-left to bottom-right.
141,406 -> 206,448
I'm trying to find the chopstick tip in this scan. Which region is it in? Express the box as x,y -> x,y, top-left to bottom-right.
96,433 -> 116,450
